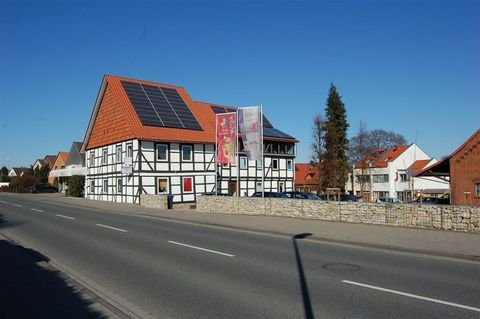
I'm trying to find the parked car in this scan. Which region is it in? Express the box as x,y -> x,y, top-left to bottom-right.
340,194 -> 358,202
412,196 -> 450,205
251,191 -> 287,198
31,184 -> 58,193
283,191 -> 322,200
377,197 -> 403,204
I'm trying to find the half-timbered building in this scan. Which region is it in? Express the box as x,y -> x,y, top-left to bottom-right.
82,75 -> 297,204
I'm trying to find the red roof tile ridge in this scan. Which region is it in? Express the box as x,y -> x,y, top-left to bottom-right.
194,100 -> 237,109
104,74 -> 186,90
449,129 -> 480,159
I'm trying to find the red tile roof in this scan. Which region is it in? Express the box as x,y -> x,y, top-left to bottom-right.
355,145 -> 409,169
295,163 -> 321,185
408,159 -> 432,171
84,75 -> 295,150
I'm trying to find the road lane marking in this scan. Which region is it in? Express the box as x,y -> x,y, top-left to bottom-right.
342,280 -> 480,313
12,204 -> 23,207
56,214 -> 76,220
95,224 -> 128,233
0,200 -> 7,204
31,208 -> 44,212
168,240 -> 235,257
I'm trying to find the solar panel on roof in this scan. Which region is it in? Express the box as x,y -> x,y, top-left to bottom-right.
263,127 -> 294,139
121,81 -> 202,130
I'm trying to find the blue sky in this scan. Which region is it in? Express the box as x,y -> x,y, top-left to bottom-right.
0,0 -> 479,168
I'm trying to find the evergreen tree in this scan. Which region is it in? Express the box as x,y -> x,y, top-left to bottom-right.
322,84 -> 349,192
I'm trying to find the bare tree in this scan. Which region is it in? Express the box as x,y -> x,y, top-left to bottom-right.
311,114 -> 326,192
348,122 -> 371,196
311,114 -> 326,163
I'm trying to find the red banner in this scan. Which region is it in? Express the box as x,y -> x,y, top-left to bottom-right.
216,113 -> 237,165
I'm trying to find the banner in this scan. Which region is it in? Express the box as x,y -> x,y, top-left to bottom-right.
238,107 -> 262,161
216,112 -> 237,165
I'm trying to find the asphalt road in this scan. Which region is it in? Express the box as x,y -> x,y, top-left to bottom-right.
1,193 -> 479,319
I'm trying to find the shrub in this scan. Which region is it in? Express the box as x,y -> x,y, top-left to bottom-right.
66,175 -> 85,197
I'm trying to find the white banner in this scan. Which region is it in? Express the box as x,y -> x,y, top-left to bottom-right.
238,107 -> 262,161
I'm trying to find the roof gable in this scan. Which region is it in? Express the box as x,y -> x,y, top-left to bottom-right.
65,141 -> 86,167
355,145 -> 409,168
84,75 -> 217,150
295,163 -> 321,185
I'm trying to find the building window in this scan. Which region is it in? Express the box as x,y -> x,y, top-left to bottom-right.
183,177 -> 193,193
89,151 -> 94,167
102,149 -> 107,165
90,180 -> 94,194
256,159 -> 263,170
181,145 -> 193,162
287,160 -> 293,170
116,145 -> 122,163
240,157 -> 247,169
400,173 -> 408,182
103,180 -> 108,193
157,144 -> 168,161
127,144 -> 133,158
373,174 -> 389,183
476,183 -> 480,197
272,159 -> 279,170
117,178 -> 122,193
356,175 -> 370,183
158,178 -> 168,193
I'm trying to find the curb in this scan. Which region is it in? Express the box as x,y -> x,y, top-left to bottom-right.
0,231 -> 159,319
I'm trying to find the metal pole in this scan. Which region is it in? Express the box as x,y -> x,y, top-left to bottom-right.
261,104 -> 264,198
215,114 -> 218,196
236,109 -> 240,197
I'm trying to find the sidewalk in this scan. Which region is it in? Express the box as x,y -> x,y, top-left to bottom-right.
47,194 -> 480,261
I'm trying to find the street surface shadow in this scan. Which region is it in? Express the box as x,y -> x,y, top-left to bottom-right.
0,239 -> 109,319
293,233 -> 315,319
0,213 -> 23,229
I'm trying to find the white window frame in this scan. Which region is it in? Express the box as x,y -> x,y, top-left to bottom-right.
475,182 -> 480,197
240,157 -> 248,169
102,149 -> 107,165
117,178 -> 122,193
116,145 -> 122,163
272,158 -> 279,170
127,144 -> 133,158
157,144 -> 168,161
158,177 -> 168,194
103,180 -> 108,193
181,145 -> 193,162
90,180 -> 95,194
287,159 -> 293,170
89,151 -> 94,167
256,159 -> 263,170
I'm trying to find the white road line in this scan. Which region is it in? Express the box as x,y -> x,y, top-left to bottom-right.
12,203 -> 23,207
31,208 -> 44,213
0,200 -> 7,204
56,214 -> 76,220
95,224 -> 128,233
342,280 -> 480,313
168,240 -> 235,257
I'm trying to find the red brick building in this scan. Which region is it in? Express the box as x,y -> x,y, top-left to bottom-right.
417,129 -> 480,206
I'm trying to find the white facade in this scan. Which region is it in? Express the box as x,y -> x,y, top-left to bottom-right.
347,144 -> 450,201
85,139 -> 294,204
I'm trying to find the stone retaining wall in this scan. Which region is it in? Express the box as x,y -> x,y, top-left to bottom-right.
196,195 -> 480,233
141,194 -> 168,209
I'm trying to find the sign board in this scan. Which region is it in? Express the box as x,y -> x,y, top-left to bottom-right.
122,157 -> 133,174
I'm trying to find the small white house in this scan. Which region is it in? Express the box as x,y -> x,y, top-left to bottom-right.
347,144 -> 450,202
